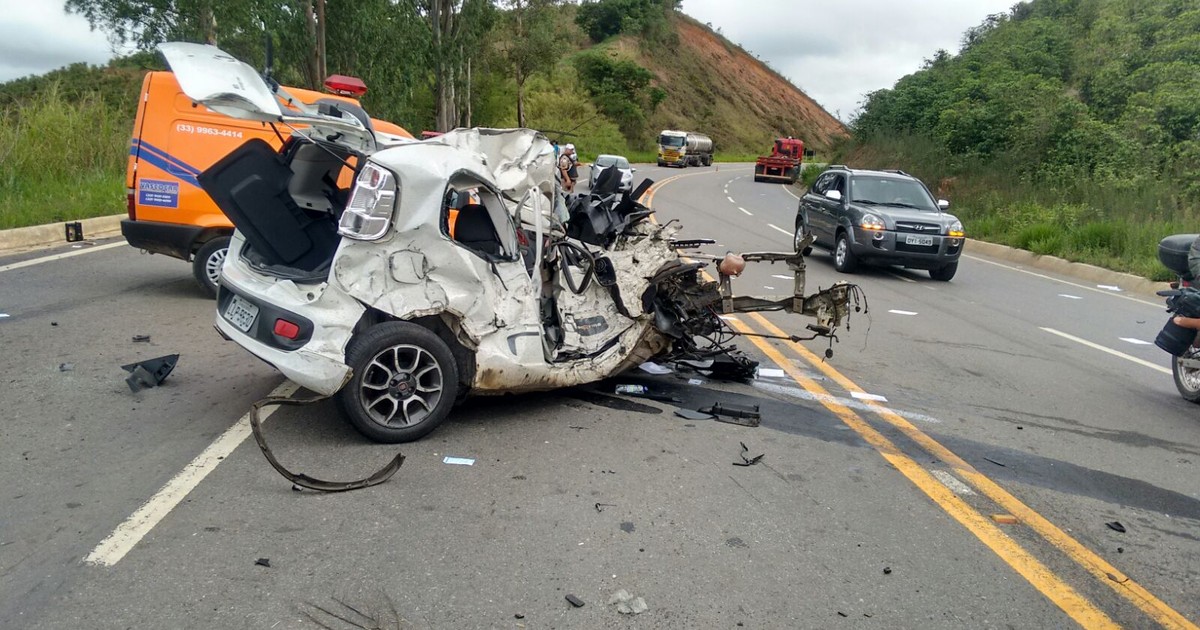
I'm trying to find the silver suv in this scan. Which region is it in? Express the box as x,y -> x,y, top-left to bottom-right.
795,166 -> 964,281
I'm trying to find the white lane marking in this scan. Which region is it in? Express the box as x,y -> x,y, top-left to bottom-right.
0,241 -> 126,274
1059,294 -> 1083,300
739,207 -> 753,216
726,196 -> 736,204
888,309 -> 918,316
84,381 -> 299,567
0,313 -> 9,318
764,285 -> 775,290
781,184 -> 802,201
1120,338 -> 1152,346
752,381 -> 942,424
1097,284 -> 1123,292
963,254 -> 1159,307
885,271 -> 917,283
718,315 -> 740,321
1040,327 -> 1171,375
767,223 -> 792,237
851,391 -> 888,402
772,274 -> 792,280
931,469 -> 977,496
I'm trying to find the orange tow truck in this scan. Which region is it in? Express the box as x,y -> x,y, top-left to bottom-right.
753,137 -> 804,184
122,71 -> 411,296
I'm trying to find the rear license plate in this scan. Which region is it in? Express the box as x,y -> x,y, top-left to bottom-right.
224,294 -> 259,332
905,235 -> 935,247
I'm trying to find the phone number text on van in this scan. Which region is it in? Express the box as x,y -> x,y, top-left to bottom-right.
175,124 -> 244,139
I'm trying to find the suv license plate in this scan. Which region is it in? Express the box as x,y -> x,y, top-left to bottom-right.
224,294 -> 259,332
905,235 -> 935,247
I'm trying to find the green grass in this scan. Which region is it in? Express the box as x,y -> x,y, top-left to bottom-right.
0,82 -> 129,229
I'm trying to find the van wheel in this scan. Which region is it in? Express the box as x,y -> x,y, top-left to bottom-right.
337,322 -> 460,443
192,236 -> 230,298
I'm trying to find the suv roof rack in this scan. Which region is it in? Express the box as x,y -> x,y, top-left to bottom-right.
883,169 -> 909,176
828,164 -> 848,170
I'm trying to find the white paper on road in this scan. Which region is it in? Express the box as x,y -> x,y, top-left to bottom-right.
1119,338 -> 1152,345
638,361 -> 673,375
888,309 -> 918,316
1058,294 -> 1083,300
851,391 -> 888,402
763,286 -> 775,290
443,456 -> 475,466
757,368 -> 786,378
688,378 -> 705,385
1097,285 -> 1123,292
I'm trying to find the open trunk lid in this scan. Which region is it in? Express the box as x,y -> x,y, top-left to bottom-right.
158,42 -> 376,152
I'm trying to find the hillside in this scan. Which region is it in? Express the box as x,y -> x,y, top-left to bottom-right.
0,1 -> 844,229
844,0 -> 1200,280
625,14 -> 846,152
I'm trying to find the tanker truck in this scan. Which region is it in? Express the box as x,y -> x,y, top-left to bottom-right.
657,130 -> 714,168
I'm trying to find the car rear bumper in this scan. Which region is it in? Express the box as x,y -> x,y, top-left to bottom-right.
213,234 -> 364,395
851,230 -> 964,269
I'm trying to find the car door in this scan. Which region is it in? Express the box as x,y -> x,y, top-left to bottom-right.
824,173 -> 849,235
806,173 -> 839,244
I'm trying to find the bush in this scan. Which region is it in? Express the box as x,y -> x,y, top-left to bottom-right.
0,82 -> 130,228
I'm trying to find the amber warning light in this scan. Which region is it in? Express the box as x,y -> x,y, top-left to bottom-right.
324,75 -> 367,97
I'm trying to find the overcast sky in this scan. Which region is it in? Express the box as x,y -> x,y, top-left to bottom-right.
1,1 -> 1015,122
682,0 -> 1017,121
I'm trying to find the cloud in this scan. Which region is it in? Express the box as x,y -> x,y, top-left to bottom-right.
0,1 -> 119,82
682,0 -> 1016,120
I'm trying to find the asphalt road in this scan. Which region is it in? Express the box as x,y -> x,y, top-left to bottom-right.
0,163 -> 1196,629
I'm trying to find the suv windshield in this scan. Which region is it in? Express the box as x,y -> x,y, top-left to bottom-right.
849,176 -> 938,212
659,135 -> 685,147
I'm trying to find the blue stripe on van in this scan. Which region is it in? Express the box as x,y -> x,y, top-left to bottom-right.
130,141 -> 200,187
130,143 -> 199,188
133,139 -> 202,177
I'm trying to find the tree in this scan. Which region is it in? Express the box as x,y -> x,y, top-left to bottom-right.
419,0 -> 494,131
496,0 -> 559,127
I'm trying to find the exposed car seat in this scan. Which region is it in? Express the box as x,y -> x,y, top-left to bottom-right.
453,203 -> 502,257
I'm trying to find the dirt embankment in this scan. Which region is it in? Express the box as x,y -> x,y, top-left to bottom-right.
625,14 -> 848,153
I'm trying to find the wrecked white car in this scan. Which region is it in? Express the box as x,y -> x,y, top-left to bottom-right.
162,43 -> 859,444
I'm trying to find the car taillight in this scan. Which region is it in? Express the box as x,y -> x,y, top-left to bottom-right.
273,319 -> 301,340
338,162 -> 397,240
127,186 -> 136,220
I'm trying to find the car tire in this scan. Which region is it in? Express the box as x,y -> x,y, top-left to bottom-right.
833,232 -> 858,273
192,235 -> 231,298
929,263 -> 958,281
1173,351 -> 1200,404
793,219 -> 813,256
337,321 -> 460,443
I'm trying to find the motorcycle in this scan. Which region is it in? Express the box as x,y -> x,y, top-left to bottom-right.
1155,233 -> 1200,402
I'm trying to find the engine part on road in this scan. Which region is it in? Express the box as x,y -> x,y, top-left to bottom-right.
249,394 -> 404,492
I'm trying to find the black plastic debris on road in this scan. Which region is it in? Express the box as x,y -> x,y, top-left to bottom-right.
1106,521 -> 1127,533
565,594 -> 585,608
703,402 -> 762,428
121,354 -> 179,392
132,334 -> 151,343
65,221 -> 83,243
674,408 -> 714,421
254,558 -> 270,567
733,441 -> 765,466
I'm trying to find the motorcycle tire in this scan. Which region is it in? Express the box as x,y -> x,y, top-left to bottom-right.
1173,351 -> 1200,404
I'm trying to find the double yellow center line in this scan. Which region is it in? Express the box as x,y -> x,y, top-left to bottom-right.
643,169 -> 1195,629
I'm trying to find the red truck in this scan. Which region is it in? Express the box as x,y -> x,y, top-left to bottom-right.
754,137 -> 804,184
